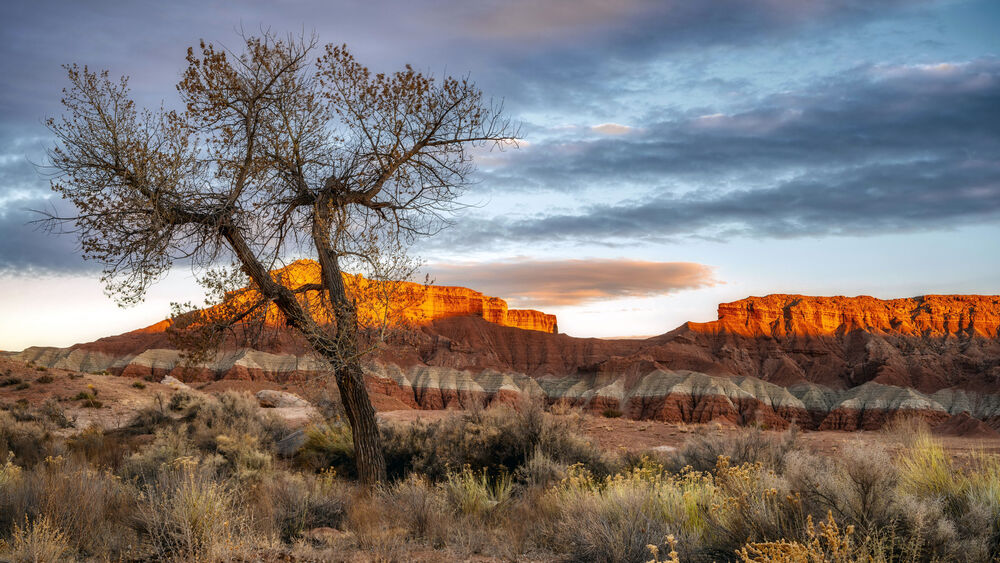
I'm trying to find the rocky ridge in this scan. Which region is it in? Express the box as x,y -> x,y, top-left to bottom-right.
14,283 -> 1000,432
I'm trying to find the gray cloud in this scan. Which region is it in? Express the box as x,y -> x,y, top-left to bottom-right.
427,259 -> 718,307
0,0 -> 970,272
0,196 -> 91,274
448,59 -> 1000,246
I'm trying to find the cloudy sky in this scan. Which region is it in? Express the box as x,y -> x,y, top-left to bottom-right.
1,0 -> 998,349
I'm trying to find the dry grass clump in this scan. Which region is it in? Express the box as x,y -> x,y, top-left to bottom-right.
7,516 -> 69,563
138,458 -> 273,561
664,425 -> 800,473
381,401 -> 610,481
0,456 -> 139,559
256,468 -> 348,542
0,411 -> 58,466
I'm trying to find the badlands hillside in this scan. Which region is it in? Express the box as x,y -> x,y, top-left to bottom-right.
12,261 -> 1000,432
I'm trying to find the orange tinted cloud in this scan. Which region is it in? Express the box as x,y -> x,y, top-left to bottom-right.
426,259 -> 718,307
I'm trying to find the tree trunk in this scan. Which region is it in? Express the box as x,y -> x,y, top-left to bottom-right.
310,210 -> 388,485
337,360 -> 387,484
221,224 -> 387,485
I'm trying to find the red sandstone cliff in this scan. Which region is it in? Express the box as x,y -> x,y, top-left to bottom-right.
691,295 -> 1000,339
161,260 -> 557,335
653,294 -> 1000,392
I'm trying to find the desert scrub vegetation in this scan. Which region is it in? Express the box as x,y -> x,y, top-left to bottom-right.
0,395 -> 999,561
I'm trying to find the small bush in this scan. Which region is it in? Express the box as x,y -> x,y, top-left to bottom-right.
34,374 -> 54,384
666,426 -> 799,473
6,403 -> 36,423
738,511 -> 856,563
13,382 -> 29,391
138,460 -> 263,561
444,466 -> 513,519
544,462 -> 686,563
0,376 -> 23,387
81,398 -> 103,409
65,425 -> 107,462
347,493 -> 407,559
261,469 -> 347,542
126,405 -> 171,434
785,442 -> 899,537
382,402 -> 610,481
388,473 -> 451,545
132,381 -> 146,390
122,425 -> 202,481
7,515 -> 70,563
295,421 -> 355,475
4,457 -> 140,558
38,399 -> 73,429
602,407 -> 623,418
214,432 -> 272,479
514,447 -> 568,487
0,411 -> 57,466
168,389 -> 204,412
183,391 -> 288,454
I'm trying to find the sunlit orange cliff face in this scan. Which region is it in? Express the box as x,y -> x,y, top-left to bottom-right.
688,294 -> 1000,339
151,259 -> 558,334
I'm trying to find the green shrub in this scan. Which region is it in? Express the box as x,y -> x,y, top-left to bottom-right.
295,421 -> 355,475
602,407 -> 623,418
13,382 -> 29,391
0,376 -> 23,387
34,375 -> 54,384
444,466 -> 513,519
132,381 -> 146,390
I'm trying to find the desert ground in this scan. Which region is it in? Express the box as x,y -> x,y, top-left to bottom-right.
6,355 -> 999,458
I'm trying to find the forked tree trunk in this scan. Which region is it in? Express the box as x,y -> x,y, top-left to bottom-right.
222,224 -> 387,485
311,210 -> 387,485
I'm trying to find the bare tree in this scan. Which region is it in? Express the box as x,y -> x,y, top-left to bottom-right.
44,31 -> 516,484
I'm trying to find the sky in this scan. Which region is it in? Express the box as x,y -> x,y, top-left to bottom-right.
1,0 -> 999,349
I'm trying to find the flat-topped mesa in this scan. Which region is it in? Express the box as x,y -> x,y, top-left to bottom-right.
690,294 -> 1000,339
178,259 -> 558,334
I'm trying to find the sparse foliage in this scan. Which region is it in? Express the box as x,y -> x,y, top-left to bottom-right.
45,30 -> 517,484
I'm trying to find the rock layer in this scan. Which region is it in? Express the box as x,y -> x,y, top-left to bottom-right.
184,260 -> 558,334
15,291 -> 1000,434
